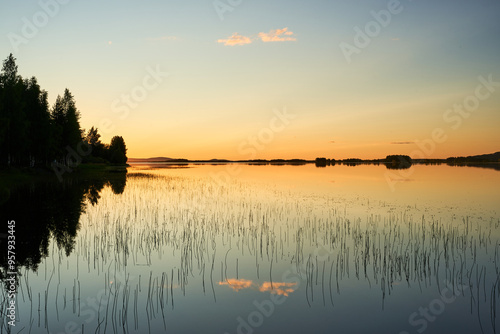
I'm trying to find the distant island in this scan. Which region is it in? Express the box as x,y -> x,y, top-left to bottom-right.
128,152 -> 500,170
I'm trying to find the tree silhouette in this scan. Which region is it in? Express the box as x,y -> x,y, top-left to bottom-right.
0,54 -> 128,169
24,77 -> 52,165
0,54 -> 28,166
51,89 -> 83,164
62,88 -> 82,150
84,126 -> 106,160
109,136 -> 128,164
0,54 -> 19,85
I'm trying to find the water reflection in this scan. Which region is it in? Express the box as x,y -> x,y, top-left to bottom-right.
219,279 -> 297,296
258,282 -> 296,296
219,278 -> 253,292
0,171 -> 127,288
1,164 -> 500,334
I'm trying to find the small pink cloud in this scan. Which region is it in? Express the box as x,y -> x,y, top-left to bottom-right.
258,27 -> 296,42
218,28 -> 297,46
217,33 -> 253,46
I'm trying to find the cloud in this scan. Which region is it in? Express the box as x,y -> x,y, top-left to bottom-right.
218,28 -> 297,46
217,32 -> 253,46
258,27 -> 297,43
329,141 -> 336,144
391,141 -> 414,145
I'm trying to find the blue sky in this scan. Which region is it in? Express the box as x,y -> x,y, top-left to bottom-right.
1,0 -> 499,159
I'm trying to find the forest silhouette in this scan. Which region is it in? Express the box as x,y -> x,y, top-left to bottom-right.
0,54 -> 127,170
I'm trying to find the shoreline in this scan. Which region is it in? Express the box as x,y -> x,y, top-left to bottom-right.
0,163 -> 128,204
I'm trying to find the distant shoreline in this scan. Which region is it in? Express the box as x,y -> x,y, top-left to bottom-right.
129,151 -> 500,166
128,159 -> 500,166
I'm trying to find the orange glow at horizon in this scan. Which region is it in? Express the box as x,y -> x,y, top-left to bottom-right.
122,136 -> 500,161
77,67 -> 500,162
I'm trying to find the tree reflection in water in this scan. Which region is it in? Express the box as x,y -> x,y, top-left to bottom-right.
0,171 -> 127,289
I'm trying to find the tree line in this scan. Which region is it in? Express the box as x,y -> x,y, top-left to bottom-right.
314,155 -> 412,169
0,54 -> 127,169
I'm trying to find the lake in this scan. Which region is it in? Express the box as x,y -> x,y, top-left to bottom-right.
1,163 -> 500,334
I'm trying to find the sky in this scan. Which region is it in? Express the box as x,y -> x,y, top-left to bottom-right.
1,0 -> 499,160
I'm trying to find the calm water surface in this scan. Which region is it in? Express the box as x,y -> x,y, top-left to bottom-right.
1,164 -> 499,334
